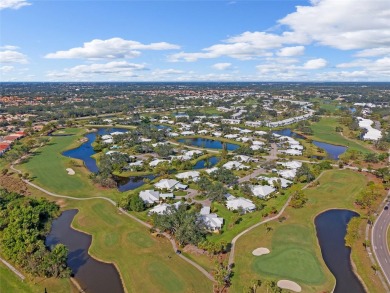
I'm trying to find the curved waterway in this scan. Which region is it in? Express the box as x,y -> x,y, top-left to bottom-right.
62,128 -> 155,192
315,209 -> 365,293
46,210 -> 124,293
177,137 -> 240,151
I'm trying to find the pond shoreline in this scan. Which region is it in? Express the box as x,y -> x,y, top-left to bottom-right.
46,209 -> 125,293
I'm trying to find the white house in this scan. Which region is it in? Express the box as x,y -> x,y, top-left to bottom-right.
278,161 -> 302,169
149,203 -> 170,215
149,159 -> 169,167
280,149 -> 302,156
357,117 -> 382,141
278,169 -> 297,179
226,197 -> 256,213
139,190 -> 160,204
251,185 -> 276,198
154,179 -> 187,191
199,206 -> 224,231
257,176 -> 292,188
176,171 -> 200,181
181,131 -> 195,136
205,167 -> 219,174
223,161 -> 249,170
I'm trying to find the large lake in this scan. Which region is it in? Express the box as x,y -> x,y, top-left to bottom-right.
315,209 -> 365,293
46,210 -> 124,293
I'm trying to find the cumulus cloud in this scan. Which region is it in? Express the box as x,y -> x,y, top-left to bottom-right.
354,48 -> 390,58
302,58 -> 327,69
169,31 -> 304,62
151,69 -> 184,75
45,38 -> 180,59
212,63 -> 232,70
47,61 -> 147,80
0,65 -> 14,72
0,0 -> 31,10
337,57 -> 390,74
279,0 -> 390,50
0,48 -> 28,64
276,46 -> 305,57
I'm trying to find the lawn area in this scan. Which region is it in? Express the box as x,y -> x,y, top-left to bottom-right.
209,193 -> 290,244
0,261 -> 74,293
58,199 -> 213,293
308,117 -> 371,153
231,169 -> 369,293
19,128 -> 121,201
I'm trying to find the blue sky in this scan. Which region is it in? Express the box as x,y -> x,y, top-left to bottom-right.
1,0 -> 389,81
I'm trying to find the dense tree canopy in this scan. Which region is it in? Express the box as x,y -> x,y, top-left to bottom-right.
152,205 -> 207,246
0,189 -> 70,278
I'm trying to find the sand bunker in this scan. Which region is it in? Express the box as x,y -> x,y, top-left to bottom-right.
277,280 -> 302,292
252,247 -> 270,256
66,168 -> 75,175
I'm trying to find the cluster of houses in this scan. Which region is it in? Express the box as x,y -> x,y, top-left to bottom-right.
274,134 -> 303,156
357,117 -> 382,141
0,131 -> 26,156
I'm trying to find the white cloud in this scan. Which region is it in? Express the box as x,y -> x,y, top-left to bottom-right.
152,69 -> 184,75
354,47 -> 390,58
302,58 -> 327,69
212,63 -> 232,70
0,49 -> 28,64
279,0 -> 390,50
276,46 -> 305,57
45,37 -> 180,59
169,31 -> 302,62
47,61 -> 147,80
0,0 -> 31,10
0,65 -> 14,72
337,57 -> 390,74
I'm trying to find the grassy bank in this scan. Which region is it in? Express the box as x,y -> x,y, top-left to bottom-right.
0,261 -> 74,293
19,128 -> 121,201
231,170 -> 371,293
307,118 -> 371,153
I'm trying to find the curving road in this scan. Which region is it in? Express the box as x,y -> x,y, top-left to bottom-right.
372,189 -> 390,286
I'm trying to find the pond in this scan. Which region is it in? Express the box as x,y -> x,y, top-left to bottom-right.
273,128 -> 347,160
114,174 -> 156,192
62,128 -> 151,192
273,128 -> 306,140
177,137 -> 240,151
312,141 -> 348,160
193,156 -> 220,169
46,210 -> 124,293
315,209 -> 365,293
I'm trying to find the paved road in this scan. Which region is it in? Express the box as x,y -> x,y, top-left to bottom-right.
372,189 -> 390,285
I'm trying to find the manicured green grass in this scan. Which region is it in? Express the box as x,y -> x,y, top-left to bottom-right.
19,128 -> 121,201
209,192 -> 291,244
231,170 -> 368,293
63,199 -> 213,293
0,261 -> 73,293
308,118 -> 371,153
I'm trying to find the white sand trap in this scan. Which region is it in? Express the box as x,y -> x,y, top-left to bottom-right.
66,168 -> 75,175
277,280 -> 302,292
252,247 -> 270,256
